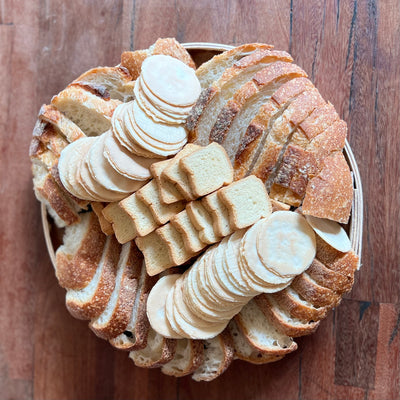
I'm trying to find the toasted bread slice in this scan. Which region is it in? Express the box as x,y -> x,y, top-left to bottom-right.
202,191 -> 233,237
55,212 -> 106,289
91,202 -> 114,235
89,241 -> 142,339
65,236 -> 121,320
192,330 -> 235,381
102,202 -> 137,243
161,339 -> 204,377
187,49 -> 293,144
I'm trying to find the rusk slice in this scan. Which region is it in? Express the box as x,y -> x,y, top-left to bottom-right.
65,236 -> 121,320
89,241 -> 142,339
102,202 -> 137,244
55,212 -> 107,289
91,202 -> 114,236
202,191 -> 233,237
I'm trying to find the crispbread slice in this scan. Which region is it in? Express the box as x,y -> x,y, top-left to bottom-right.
136,180 -> 185,225
65,236 -> 121,320
187,49 -> 293,145
210,61 -> 307,161
89,241 -> 142,339
135,231 -> 174,276
91,202 -> 114,235
119,192 -> 158,237
255,294 -> 320,338
218,175 -> 272,230
170,210 -> 207,253
186,201 -> 221,244
180,143 -> 233,198
55,212 -> 107,289
202,191 -> 233,237
162,144 -> 201,201
192,330 -> 235,382
102,202 -> 137,244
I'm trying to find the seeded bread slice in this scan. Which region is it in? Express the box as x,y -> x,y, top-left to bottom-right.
180,143 -> 234,197
202,191 -> 233,237
65,236 -> 121,320
218,175 -> 272,230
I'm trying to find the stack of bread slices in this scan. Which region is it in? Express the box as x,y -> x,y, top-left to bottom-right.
30,39 -> 359,381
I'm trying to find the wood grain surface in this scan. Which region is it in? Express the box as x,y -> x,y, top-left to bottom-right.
1,0 -> 399,399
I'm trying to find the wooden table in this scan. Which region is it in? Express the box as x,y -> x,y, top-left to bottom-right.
1,0 -> 399,399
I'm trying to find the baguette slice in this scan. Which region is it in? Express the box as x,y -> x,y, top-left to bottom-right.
192,330 -> 235,381
255,294 -> 320,338
161,339 -> 204,377
55,212 -> 107,289
89,242 -> 143,339
65,236 -> 121,320
129,328 -> 177,368
234,300 -> 297,356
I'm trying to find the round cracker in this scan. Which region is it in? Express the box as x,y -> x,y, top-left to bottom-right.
141,55 -> 201,106
256,211 -> 316,277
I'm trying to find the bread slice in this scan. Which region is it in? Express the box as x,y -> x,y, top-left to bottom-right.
55,212 -> 107,289
65,236 -> 121,320
186,201 -> 221,244
180,143 -> 234,197
129,328 -> 176,368
218,175 -> 272,230
109,262 -> 157,351
156,223 -> 196,266
136,180 -> 185,225
233,77 -> 315,180
302,152 -> 353,223
89,241 -> 142,339
192,330 -> 235,381
234,300 -> 297,356
102,202 -> 137,244
270,199 -> 291,212
210,61 -> 307,161
255,294 -> 320,338
170,209 -> 207,253
51,84 -> 121,136
91,202 -> 114,235
161,339 -> 204,377
162,143 -> 201,201
187,49 -> 293,144
135,231 -> 174,276
228,320 -> 284,364
202,191 -> 233,237
119,192 -> 158,237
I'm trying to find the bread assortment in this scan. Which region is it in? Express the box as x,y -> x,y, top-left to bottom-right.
30,38 -> 360,381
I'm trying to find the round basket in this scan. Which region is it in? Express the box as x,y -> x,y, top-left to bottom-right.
41,42 -> 363,268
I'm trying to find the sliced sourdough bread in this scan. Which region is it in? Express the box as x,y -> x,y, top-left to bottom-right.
55,212 -> 106,289
192,330 -> 235,381
89,241 -> 143,339
65,235 -> 121,320
161,339 -> 204,377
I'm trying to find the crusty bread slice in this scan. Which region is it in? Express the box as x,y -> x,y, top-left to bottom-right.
187,49 -> 293,144
270,198 -> 291,212
202,191 -> 233,237
233,77 -> 314,180
136,180 -> 185,225
218,175 -> 272,230
210,62 -> 307,161
91,202 -> 114,235
89,241 -> 142,339
170,209 -> 207,253
269,287 -> 328,322
228,320 -> 284,364
65,235 -> 121,320
255,294 -> 320,338
51,84 -> 121,136
195,43 -> 273,88
161,339 -> 204,377
30,128 -> 61,170
180,143 -> 234,197
129,328 -> 176,368
109,262 -> 157,351
192,330 -> 235,381
135,231 -> 174,276
55,212 -> 106,289
302,152 -> 353,223
234,300 -> 297,356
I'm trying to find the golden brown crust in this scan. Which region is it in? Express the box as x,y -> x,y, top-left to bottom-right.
121,50 -> 148,80
152,38 -> 196,69
302,151 -> 353,223
55,213 -> 107,289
